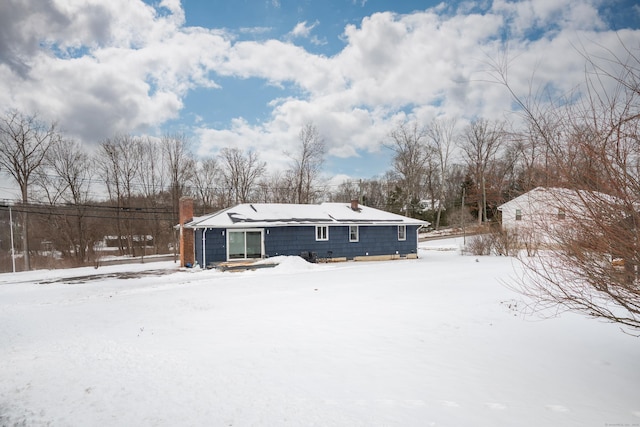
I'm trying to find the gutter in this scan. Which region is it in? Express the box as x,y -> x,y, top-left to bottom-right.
202,228 -> 207,268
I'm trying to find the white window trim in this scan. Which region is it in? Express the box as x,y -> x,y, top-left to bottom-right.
398,225 -> 406,241
226,228 -> 264,261
349,225 -> 359,242
316,225 -> 329,241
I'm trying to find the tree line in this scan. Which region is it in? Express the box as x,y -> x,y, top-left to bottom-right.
0,41 -> 637,272
0,107 -> 510,270
0,100 -> 617,272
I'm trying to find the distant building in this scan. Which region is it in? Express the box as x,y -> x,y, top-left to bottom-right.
497,186 -> 617,246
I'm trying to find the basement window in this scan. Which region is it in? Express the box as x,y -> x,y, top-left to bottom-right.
316,225 -> 329,241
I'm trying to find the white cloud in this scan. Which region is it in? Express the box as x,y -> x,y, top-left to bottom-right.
491,0 -> 606,36
239,26 -> 272,35
310,35 -> 328,46
289,21 -> 318,39
218,39 -> 344,95
284,20 -> 327,46
0,0 -> 638,182
159,0 -> 183,17
0,0 -> 229,142
207,4 -> 635,173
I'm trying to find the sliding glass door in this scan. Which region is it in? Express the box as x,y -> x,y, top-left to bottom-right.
228,229 -> 263,260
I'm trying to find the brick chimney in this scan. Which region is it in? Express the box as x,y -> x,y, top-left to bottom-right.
179,197 -> 195,267
351,199 -> 360,211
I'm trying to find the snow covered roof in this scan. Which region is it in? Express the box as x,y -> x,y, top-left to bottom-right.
497,186 -> 617,212
185,202 -> 429,229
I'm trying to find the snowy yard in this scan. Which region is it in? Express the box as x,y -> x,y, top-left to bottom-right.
1,239 -> 638,426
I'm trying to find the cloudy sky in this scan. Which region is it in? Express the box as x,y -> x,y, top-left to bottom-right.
1,0 -> 639,189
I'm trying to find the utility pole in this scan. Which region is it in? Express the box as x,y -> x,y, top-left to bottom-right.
7,204 -> 16,273
461,186 -> 466,246
482,175 -> 488,224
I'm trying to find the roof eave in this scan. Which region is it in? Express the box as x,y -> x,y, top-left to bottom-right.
186,220 -> 427,228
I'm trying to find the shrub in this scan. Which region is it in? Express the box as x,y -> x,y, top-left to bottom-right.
464,233 -> 493,256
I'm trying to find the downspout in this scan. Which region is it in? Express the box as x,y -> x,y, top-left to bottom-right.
417,224 -> 424,257
202,228 -> 207,269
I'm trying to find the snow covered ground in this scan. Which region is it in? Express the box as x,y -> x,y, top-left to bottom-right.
1,238 -> 638,426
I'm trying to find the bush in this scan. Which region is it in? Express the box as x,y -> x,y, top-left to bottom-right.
492,228 -> 520,257
463,227 -> 536,257
464,233 -> 493,256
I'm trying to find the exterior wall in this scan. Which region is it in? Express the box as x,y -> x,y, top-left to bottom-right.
499,197 -> 572,247
264,225 -> 419,259
197,224 -> 421,265
502,203 -> 570,228
500,200 -> 538,231
195,228 -> 227,267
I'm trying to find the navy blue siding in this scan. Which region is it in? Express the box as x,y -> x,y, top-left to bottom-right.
264,225 -> 419,259
195,228 -> 227,267
198,225 -> 420,264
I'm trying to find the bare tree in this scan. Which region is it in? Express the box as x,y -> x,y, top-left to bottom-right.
286,123 -> 326,204
332,179 -> 361,204
98,137 -> 123,254
332,178 -> 389,210
138,137 -> 168,255
162,133 -> 195,224
361,178 -> 390,210
255,170 -> 295,203
192,157 -> 223,212
426,117 -> 457,229
138,137 -> 166,200
219,147 -> 266,204
459,118 -> 505,225
34,137 -> 94,263
98,134 -> 142,256
495,40 -> 640,333
0,110 -> 57,269
385,120 -> 430,217
161,133 -> 194,260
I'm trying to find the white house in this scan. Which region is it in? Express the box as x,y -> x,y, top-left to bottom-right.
497,186 -> 616,246
498,187 -> 567,230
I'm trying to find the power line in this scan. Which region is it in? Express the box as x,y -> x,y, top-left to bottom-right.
0,201 -> 176,222
0,170 -> 374,200
0,199 -> 174,212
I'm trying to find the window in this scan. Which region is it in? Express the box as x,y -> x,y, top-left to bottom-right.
228,230 -> 263,260
515,209 -> 522,221
349,225 -> 359,242
398,225 -> 406,241
557,209 -> 565,220
316,225 -> 328,241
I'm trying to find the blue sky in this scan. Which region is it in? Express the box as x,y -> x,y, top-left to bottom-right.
178,0 -> 640,177
0,0 -> 639,195
175,0 -> 451,176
